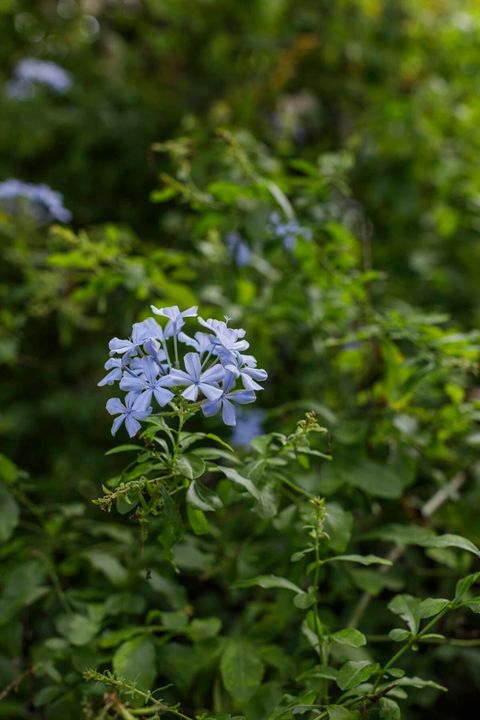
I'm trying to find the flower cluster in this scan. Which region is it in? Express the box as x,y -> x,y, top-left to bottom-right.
270,211 -> 313,251
0,179 -> 72,224
99,306 -> 267,437
7,58 -> 72,99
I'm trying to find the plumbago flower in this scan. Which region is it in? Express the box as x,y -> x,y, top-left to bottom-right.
99,306 -> 267,437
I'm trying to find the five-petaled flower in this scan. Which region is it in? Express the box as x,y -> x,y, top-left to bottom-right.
106,393 -> 153,437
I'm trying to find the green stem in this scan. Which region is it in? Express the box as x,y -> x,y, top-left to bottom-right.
372,606 -> 451,692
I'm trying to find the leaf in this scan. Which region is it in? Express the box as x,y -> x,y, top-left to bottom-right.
328,705 -> 359,720
105,444 -> 143,456
455,572 -> 480,600
321,554 -> 392,567
187,506 -> 210,535
389,628 -> 410,642
348,460 -> 404,499
217,467 -> 260,500
379,697 -> 401,719
388,595 -> 420,634
220,638 -> 264,703
325,503 -> 353,552
176,454 -> 206,480
426,534 -> 480,556
369,525 -> 480,556
466,598 -> 480,614
395,676 -> 447,691
188,617 -> 222,641
337,661 -> 379,691
328,707 -> 359,720
0,480 -> 19,542
0,561 -> 48,625
235,575 -> 304,595
56,613 -> 100,646
187,480 -> 223,512
113,636 -> 156,694
0,454 -> 18,485
417,598 -> 450,619
82,550 -> 128,586
331,629 -> 367,648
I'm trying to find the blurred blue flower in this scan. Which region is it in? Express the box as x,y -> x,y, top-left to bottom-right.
7,58 -> 72,99
225,231 -> 251,267
0,179 -> 72,223
106,393 -> 152,437
231,409 -> 265,446
270,211 -> 312,251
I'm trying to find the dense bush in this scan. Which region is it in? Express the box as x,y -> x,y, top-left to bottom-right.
1,2 -> 480,719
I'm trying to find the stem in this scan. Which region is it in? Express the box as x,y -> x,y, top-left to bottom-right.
372,606 -> 451,692
173,335 -> 180,368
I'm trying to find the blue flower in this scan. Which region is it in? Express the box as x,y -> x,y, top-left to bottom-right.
98,357 -> 124,387
106,393 -> 153,437
108,318 -> 164,358
198,318 -> 249,363
225,354 -> 268,391
270,211 -> 312,251
202,373 -> 256,426
167,352 -> 224,401
231,409 -> 265,446
150,305 -> 198,338
225,231 -> 251,267
0,179 -> 71,223
7,58 -> 71,98
178,331 -> 214,356
119,357 -> 175,408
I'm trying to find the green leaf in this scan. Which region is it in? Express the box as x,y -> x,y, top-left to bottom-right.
465,597 -> 480,614
348,460 -> 404,499
321,554 -> 392,567
220,638 -> 264,703
82,550 -> 128,586
217,467 -> 260,500
176,454 -> 206,480
369,525 -> 479,556
187,506 -> 210,535
105,444 -> 143,456
235,575 -> 304,595
379,697 -> 401,719
0,454 -> 18,485
113,636 -> 156,694
455,572 -> 480,600
188,617 -> 222,641
389,628 -> 410,642
337,661 -> 379,691
187,480 -> 223,512
56,612 -> 100,646
417,598 -> 450,619
325,503 -> 353,552
0,561 -> 48,625
331,628 -> 367,648
395,676 -> 447,691
0,480 -> 19,542
388,595 -> 420,634
328,707 -> 359,720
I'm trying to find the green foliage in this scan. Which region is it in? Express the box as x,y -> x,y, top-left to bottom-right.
2,2 -> 480,719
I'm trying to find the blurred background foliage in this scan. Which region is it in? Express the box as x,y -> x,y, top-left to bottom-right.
2,1 -> 480,718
